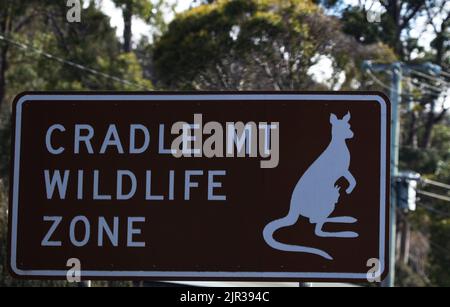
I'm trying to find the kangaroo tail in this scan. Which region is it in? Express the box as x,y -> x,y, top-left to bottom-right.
263,217 -> 333,261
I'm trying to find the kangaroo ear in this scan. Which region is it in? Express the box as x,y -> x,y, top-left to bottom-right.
330,113 -> 338,124
343,112 -> 351,122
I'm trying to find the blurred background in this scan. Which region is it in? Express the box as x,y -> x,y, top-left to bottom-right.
0,0 -> 449,287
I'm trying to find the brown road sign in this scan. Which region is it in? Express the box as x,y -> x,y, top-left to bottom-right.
8,92 -> 390,282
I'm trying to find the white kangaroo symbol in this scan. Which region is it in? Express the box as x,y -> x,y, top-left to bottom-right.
263,112 -> 357,260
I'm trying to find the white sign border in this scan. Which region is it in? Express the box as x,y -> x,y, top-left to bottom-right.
10,93 -> 388,280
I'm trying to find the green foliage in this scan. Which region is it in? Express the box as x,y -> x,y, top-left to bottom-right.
426,125 -> 450,286
429,219 -> 450,286
111,0 -> 173,45
399,123 -> 450,287
0,0 -> 152,287
3,3 -> 151,99
153,0 -> 394,90
323,0 -> 430,58
341,7 -> 395,46
338,2 -> 449,286
395,262 -> 428,287
112,0 -> 154,20
400,124 -> 450,176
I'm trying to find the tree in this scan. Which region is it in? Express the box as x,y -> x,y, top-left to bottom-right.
153,0 -> 394,90
0,0 -> 153,110
425,123 -> 450,286
398,122 -> 450,286
381,0 -> 428,58
1,2 -> 151,101
337,1 -> 450,287
0,1 -> 152,287
0,0 -> 46,111
418,0 -> 449,148
330,0 -> 449,151
112,0 -> 154,52
326,0 -> 428,58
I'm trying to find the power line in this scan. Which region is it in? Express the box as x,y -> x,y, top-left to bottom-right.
417,190 -> 450,202
390,71 -> 445,97
365,69 -> 421,100
409,81 -> 444,98
422,178 -> 450,190
365,62 -> 449,100
409,69 -> 450,88
0,33 -> 150,90
365,68 -> 392,91
440,70 -> 450,79
410,78 -> 445,95
374,68 -> 444,99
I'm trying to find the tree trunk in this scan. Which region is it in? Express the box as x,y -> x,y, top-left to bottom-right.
0,5 -> 9,111
434,13 -> 449,67
419,12 -> 449,148
123,2 -> 133,53
406,111 -> 418,148
420,100 -> 435,149
385,0 -> 403,57
0,44 -> 8,111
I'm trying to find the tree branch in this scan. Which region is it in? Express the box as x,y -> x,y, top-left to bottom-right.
400,2 -> 426,30
433,107 -> 449,124
12,10 -> 39,33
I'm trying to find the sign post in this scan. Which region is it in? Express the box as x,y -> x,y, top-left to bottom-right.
8,92 -> 390,282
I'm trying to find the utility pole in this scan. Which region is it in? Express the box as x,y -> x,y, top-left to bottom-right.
363,61 -> 402,287
397,171 -> 420,265
389,63 -> 402,287
362,61 -> 441,287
